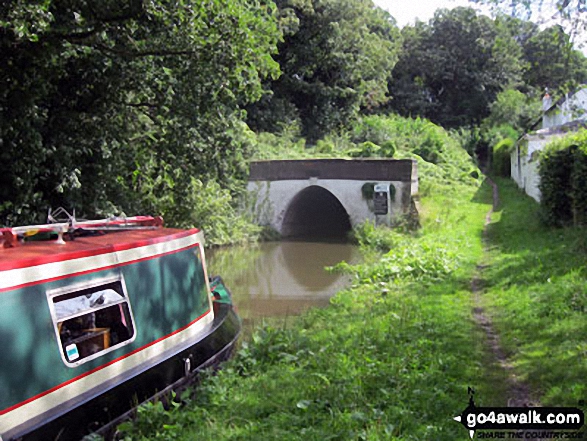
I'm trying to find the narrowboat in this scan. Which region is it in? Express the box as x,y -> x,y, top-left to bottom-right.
0,215 -> 241,441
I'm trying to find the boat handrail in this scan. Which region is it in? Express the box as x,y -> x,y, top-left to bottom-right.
1,216 -> 164,248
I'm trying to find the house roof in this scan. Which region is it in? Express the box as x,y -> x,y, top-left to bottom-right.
525,119 -> 587,140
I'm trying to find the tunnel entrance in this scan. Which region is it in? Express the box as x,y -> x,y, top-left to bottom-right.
281,186 -> 352,240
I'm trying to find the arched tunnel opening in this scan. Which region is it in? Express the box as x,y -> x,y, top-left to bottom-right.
281,186 -> 352,240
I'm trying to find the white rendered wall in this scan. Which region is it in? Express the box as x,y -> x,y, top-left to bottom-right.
511,134 -> 565,203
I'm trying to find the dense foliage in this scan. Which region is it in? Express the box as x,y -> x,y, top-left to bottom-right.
482,89 -> 541,137
472,0 -> 587,41
350,115 -> 482,190
539,128 -> 587,226
246,0 -> 402,141
520,24 -> 587,91
250,114 -> 481,195
491,137 -> 515,176
388,8 -> 586,130
0,0 -> 280,238
389,7 -> 524,128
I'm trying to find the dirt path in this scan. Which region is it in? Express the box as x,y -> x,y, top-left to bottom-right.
471,177 -> 537,410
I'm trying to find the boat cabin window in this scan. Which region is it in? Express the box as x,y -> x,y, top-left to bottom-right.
48,277 -> 136,366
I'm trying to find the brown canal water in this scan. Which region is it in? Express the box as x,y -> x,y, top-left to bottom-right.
206,240 -> 360,334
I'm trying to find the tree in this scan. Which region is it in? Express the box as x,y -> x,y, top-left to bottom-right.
521,24 -> 587,91
483,89 -> 542,134
0,0 -> 281,225
246,0 -> 402,141
491,14 -> 587,95
470,0 -> 587,41
389,7 -> 524,128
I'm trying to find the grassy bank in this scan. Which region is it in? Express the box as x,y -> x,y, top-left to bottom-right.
482,178 -> 587,406
118,179 -> 510,440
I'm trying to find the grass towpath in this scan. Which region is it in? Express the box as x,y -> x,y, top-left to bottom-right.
480,178 -> 587,407
471,177 -> 536,409
119,177 -> 586,440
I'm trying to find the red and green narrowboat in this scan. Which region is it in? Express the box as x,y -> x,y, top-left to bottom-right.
0,215 -> 240,440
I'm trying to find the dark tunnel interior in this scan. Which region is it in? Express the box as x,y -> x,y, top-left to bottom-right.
281,186 -> 352,240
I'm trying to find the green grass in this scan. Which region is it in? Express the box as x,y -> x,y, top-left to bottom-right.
118,180 -> 511,440
482,178 -> 587,405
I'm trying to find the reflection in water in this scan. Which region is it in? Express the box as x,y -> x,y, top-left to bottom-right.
207,241 -> 360,326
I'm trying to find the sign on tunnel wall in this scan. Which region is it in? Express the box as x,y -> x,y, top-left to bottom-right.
373,183 -> 390,215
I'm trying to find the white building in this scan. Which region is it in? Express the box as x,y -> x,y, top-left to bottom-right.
511,86 -> 587,202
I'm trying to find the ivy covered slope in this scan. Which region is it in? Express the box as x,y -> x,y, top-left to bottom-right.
251,114 -> 481,189
118,125 -> 509,440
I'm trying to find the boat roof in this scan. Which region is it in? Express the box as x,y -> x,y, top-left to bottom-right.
0,216 -> 201,272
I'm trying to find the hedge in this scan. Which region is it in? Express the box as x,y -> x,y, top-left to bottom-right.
539,129 -> 587,226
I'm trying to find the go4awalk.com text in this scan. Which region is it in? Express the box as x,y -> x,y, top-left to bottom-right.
453,390 -> 585,439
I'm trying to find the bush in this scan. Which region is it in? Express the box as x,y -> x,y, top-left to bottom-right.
335,233 -> 460,284
451,126 -> 482,157
381,140 -> 396,157
483,124 -> 519,150
351,115 -> 397,146
539,128 -> 587,227
350,115 -> 481,187
360,182 -> 377,200
251,127 -> 308,160
572,147 -> 587,226
348,221 -> 400,253
540,148 -> 574,226
135,168 -> 261,246
412,129 -> 443,164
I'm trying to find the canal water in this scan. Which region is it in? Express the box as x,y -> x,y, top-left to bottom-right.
206,240 -> 360,333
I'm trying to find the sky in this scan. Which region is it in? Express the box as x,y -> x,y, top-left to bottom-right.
372,0 -> 491,27
372,0 -> 587,52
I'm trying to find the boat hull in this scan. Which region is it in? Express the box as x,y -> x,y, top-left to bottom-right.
0,225 -> 241,441
4,302 -> 240,441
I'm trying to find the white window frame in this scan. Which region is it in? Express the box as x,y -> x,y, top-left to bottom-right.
47,274 -> 137,367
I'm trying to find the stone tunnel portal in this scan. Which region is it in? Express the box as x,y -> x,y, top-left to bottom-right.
281,186 -> 352,239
